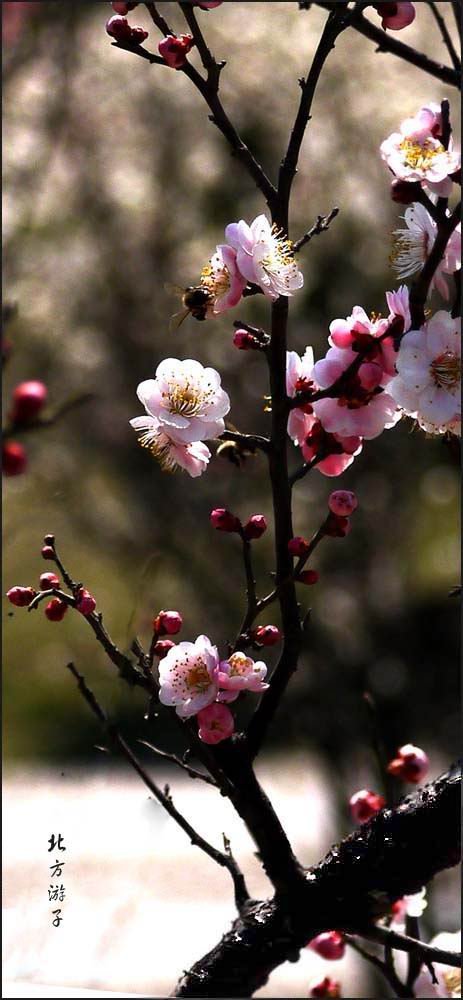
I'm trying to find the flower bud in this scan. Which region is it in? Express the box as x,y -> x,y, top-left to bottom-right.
298,569 -> 319,585
41,545 -> 56,560
374,2 -> 415,30
210,508 -> 241,533
310,978 -> 342,999
39,572 -> 60,590
349,789 -> 385,824
323,513 -> 351,537
233,329 -> 261,351
387,743 -> 429,783
44,534 -> 55,546
3,441 -> 27,476
252,625 -> 282,646
75,589 -> 97,616
328,491 -> 358,517
45,598 -> 68,622
288,536 -> 310,557
153,638 -> 175,658
130,25 -> 149,44
10,380 -> 48,424
308,932 -> 345,961
6,586 -> 37,607
106,14 -> 132,41
112,1 -> 139,13
390,178 -> 421,204
154,610 -> 183,636
158,34 -> 194,69
243,514 -> 267,541
197,703 -> 234,744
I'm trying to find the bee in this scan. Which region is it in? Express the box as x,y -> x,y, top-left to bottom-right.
216,424 -> 257,469
165,284 -> 215,332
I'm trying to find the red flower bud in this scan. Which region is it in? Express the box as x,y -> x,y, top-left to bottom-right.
39,572 -> 60,590
328,490 -> 358,517
323,513 -> 351,537
158,34 -> 194,69
349,789 -> 385,824
387,743 -> 429,784
6,586 -> 37,607
252,625 -> 282,646
154,610 -> 183,636
390,178 -> 422,204
298,569 -> 319,585
130,26 -> 149,44
45,598 -> 68,622
41,545 -> 56,560
233,329 -> 260,351
308,932 -> 345,961
288,536 -> 310,557
243,514 -> 267,541
44,534 -> 55,546
3,441 -> 27,476
10,380 -> 47,424
310,978 -> 342,998
106,14 -> 133,41
153,639 -> 175,658
210,508 -> 241,533
75,589 -> 97,616
112,1 -> 139,13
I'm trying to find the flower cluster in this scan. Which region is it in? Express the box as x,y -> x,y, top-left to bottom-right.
6,535 -> 97,623
3,380 -> 48,477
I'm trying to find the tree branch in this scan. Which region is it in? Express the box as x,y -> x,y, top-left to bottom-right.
292,206 -> 340,252
138,739 -> 218,786
409,202 -> 461,328
426,1 -> 461,71
363,924 -> 461,969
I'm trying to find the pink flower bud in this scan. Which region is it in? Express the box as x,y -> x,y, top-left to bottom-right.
130,26 -> 149,44
387,744 -> 429,784
390,178 -> 422,204
75,589 -> 97,616
41,545 -> 56,560
112,1 -> 139,13
153,638 -> 175,658
374,2 -> 415,30
298,569 -> 319,585
288,536 -> 310,557
323,513 -> 351,538
197,703 -> 234,744
39,572 -> 60,590
6,586 -> 37,607
106,14 -> 132,41
210,508 -> 241,533
194,1 -> 223,8
158,34 -> 194,69
3,441 -> 27,476
328,491 -> 358,517
233,329 -> 260,351
154,610 -> 183,636
243,514 -> 267,541
308,932 -> 345,961
310,978 -> 342,999
45,597 -> 68,622
10,380 -> 48,424
253,625 -> 282,647
349,789 -> 386,824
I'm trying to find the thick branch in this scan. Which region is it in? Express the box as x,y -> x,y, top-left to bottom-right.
173,763 -> 461,996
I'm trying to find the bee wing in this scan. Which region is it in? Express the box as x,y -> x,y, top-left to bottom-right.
164,282 -> 186,298
169,308 -> 190,334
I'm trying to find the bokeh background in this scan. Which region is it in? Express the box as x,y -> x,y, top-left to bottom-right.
3,2 -> 461,997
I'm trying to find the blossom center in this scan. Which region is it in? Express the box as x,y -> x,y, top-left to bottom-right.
430,350 -> 461,389
166,380 -> 207,416
186,661 -> 211,692
443,969 -> 461,997
400,137 -> 445,170
228,653 -> 252,676
201,262 -> 230,298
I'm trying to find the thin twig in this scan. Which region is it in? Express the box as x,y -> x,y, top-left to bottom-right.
138,739 -> 218,786
362,924 -> 462,969
346,936 -> 411,998
451,1 -> 462,41
289,451 -> 326,486
3,393 -> 94,442
292,207 -> 340,252
426,1 -> 461,70
409,202 -> 461,328
179,0 -> 224,88
65,661 -> 250,912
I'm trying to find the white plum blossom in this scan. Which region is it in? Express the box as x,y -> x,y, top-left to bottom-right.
200,244 -> 247,315
130,414 -> 211,476
389,311 -> 461,434
158,634 -> 219,718
215,651 -> 269,702
391,203 -> 461,299
413,931 -> 461,998
286,347 -> 316,445
225,214 -> 303,300
134,359 -> 230,445
380,105 -> 460,197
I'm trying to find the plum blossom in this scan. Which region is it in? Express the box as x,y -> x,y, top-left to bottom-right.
130,414 -> 211,476
286,347 -> 317,445
197,703 -> 234,745
388,311 -> 461,434
328,300 -> 401,380
391,203 -> 461,299
312,347 -> 399,439
413,932 -> 461,998
386,284 -> 412,336
391,887 -> 428,926
215,652 -> 269,702
301,419 -> 363,477
200,245 -> 247,315
225,214 -> 303,300
380,105 -> 461,197
373,2 -> 416,31
158,634 -> 219,718
133,359 -> 230,445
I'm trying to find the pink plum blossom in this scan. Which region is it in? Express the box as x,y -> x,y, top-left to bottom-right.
286,347 -> 317,445
328,303 -> 399,380
391,203 -> 461,300
386,284 -> 411,336
373,2 -> 415,30
301,419 -> 363,477
388,311 -> 461,434
130,415 -> 211,476
133,359 -> 230,445
312,347 -> 399,439
225,214 -> 303,300
158,634 -> 219,718
215,651 -> 269,702
380,105 -> 461,197
413,932 -> 461,998
197,703 -> 234,745
200,244 -> 247,315
158,34 -> 194,69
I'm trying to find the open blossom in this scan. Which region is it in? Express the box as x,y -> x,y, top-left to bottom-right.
286,347 -> 317,445
414,931 -> 461,998
215,651 -> 269,702
380,105 -> 461,197
392,887 -> 428,926
158,634 -> 219,718
312,347 -> 399,439
225,214 -> 303,300
329,301 -> 400,380
301,419 -> 363,477
200,244 -> 247,315
391,203 -> 461,299
133,359 -> 230,445
130,415 -> 211,476
388,311 -> 461,435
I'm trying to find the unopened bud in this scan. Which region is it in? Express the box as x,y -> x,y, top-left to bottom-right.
310,978 -> 342,999
6,586 -> 37,607
45,598 -> 68,622
153,639 -> 175,658
328,490 -> 358,517
44,534 -> 55,546
252,625 -> 282,646
158,33 -> 194,69
298,569 -> 319,585
387,743 -> 429,783
106,14 -> 133,41
243,514 -> 267,540
41,545 -> 56,560
75,589 -> 97,616
39,572 -> 60,590
288,536 -> 310,557
323,513 -> 351,537
210,508 -> 241,533
233,329 -> 260,351
2,441 -> 27,476
154,610 -> 183,636
10,380 -> 48,424
308,932 -> 345,961
112,1 -> 139,13
349,789 -> 385,824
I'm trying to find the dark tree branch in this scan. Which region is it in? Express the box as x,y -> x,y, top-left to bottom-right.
364,924 -> 461,969
426,1 -> 461,70
138,739 -> 218,786
173,763 -> 461,996
451,1 -> 462,41
346,936 -> 411,998
409,202 -> 461,328
2,393 -> 94,442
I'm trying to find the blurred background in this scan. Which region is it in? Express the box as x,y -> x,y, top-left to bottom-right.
3,2 -> 460,997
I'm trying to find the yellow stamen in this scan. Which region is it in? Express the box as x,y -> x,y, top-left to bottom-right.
430,351 -> 461,389
400,137 -> 445,170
